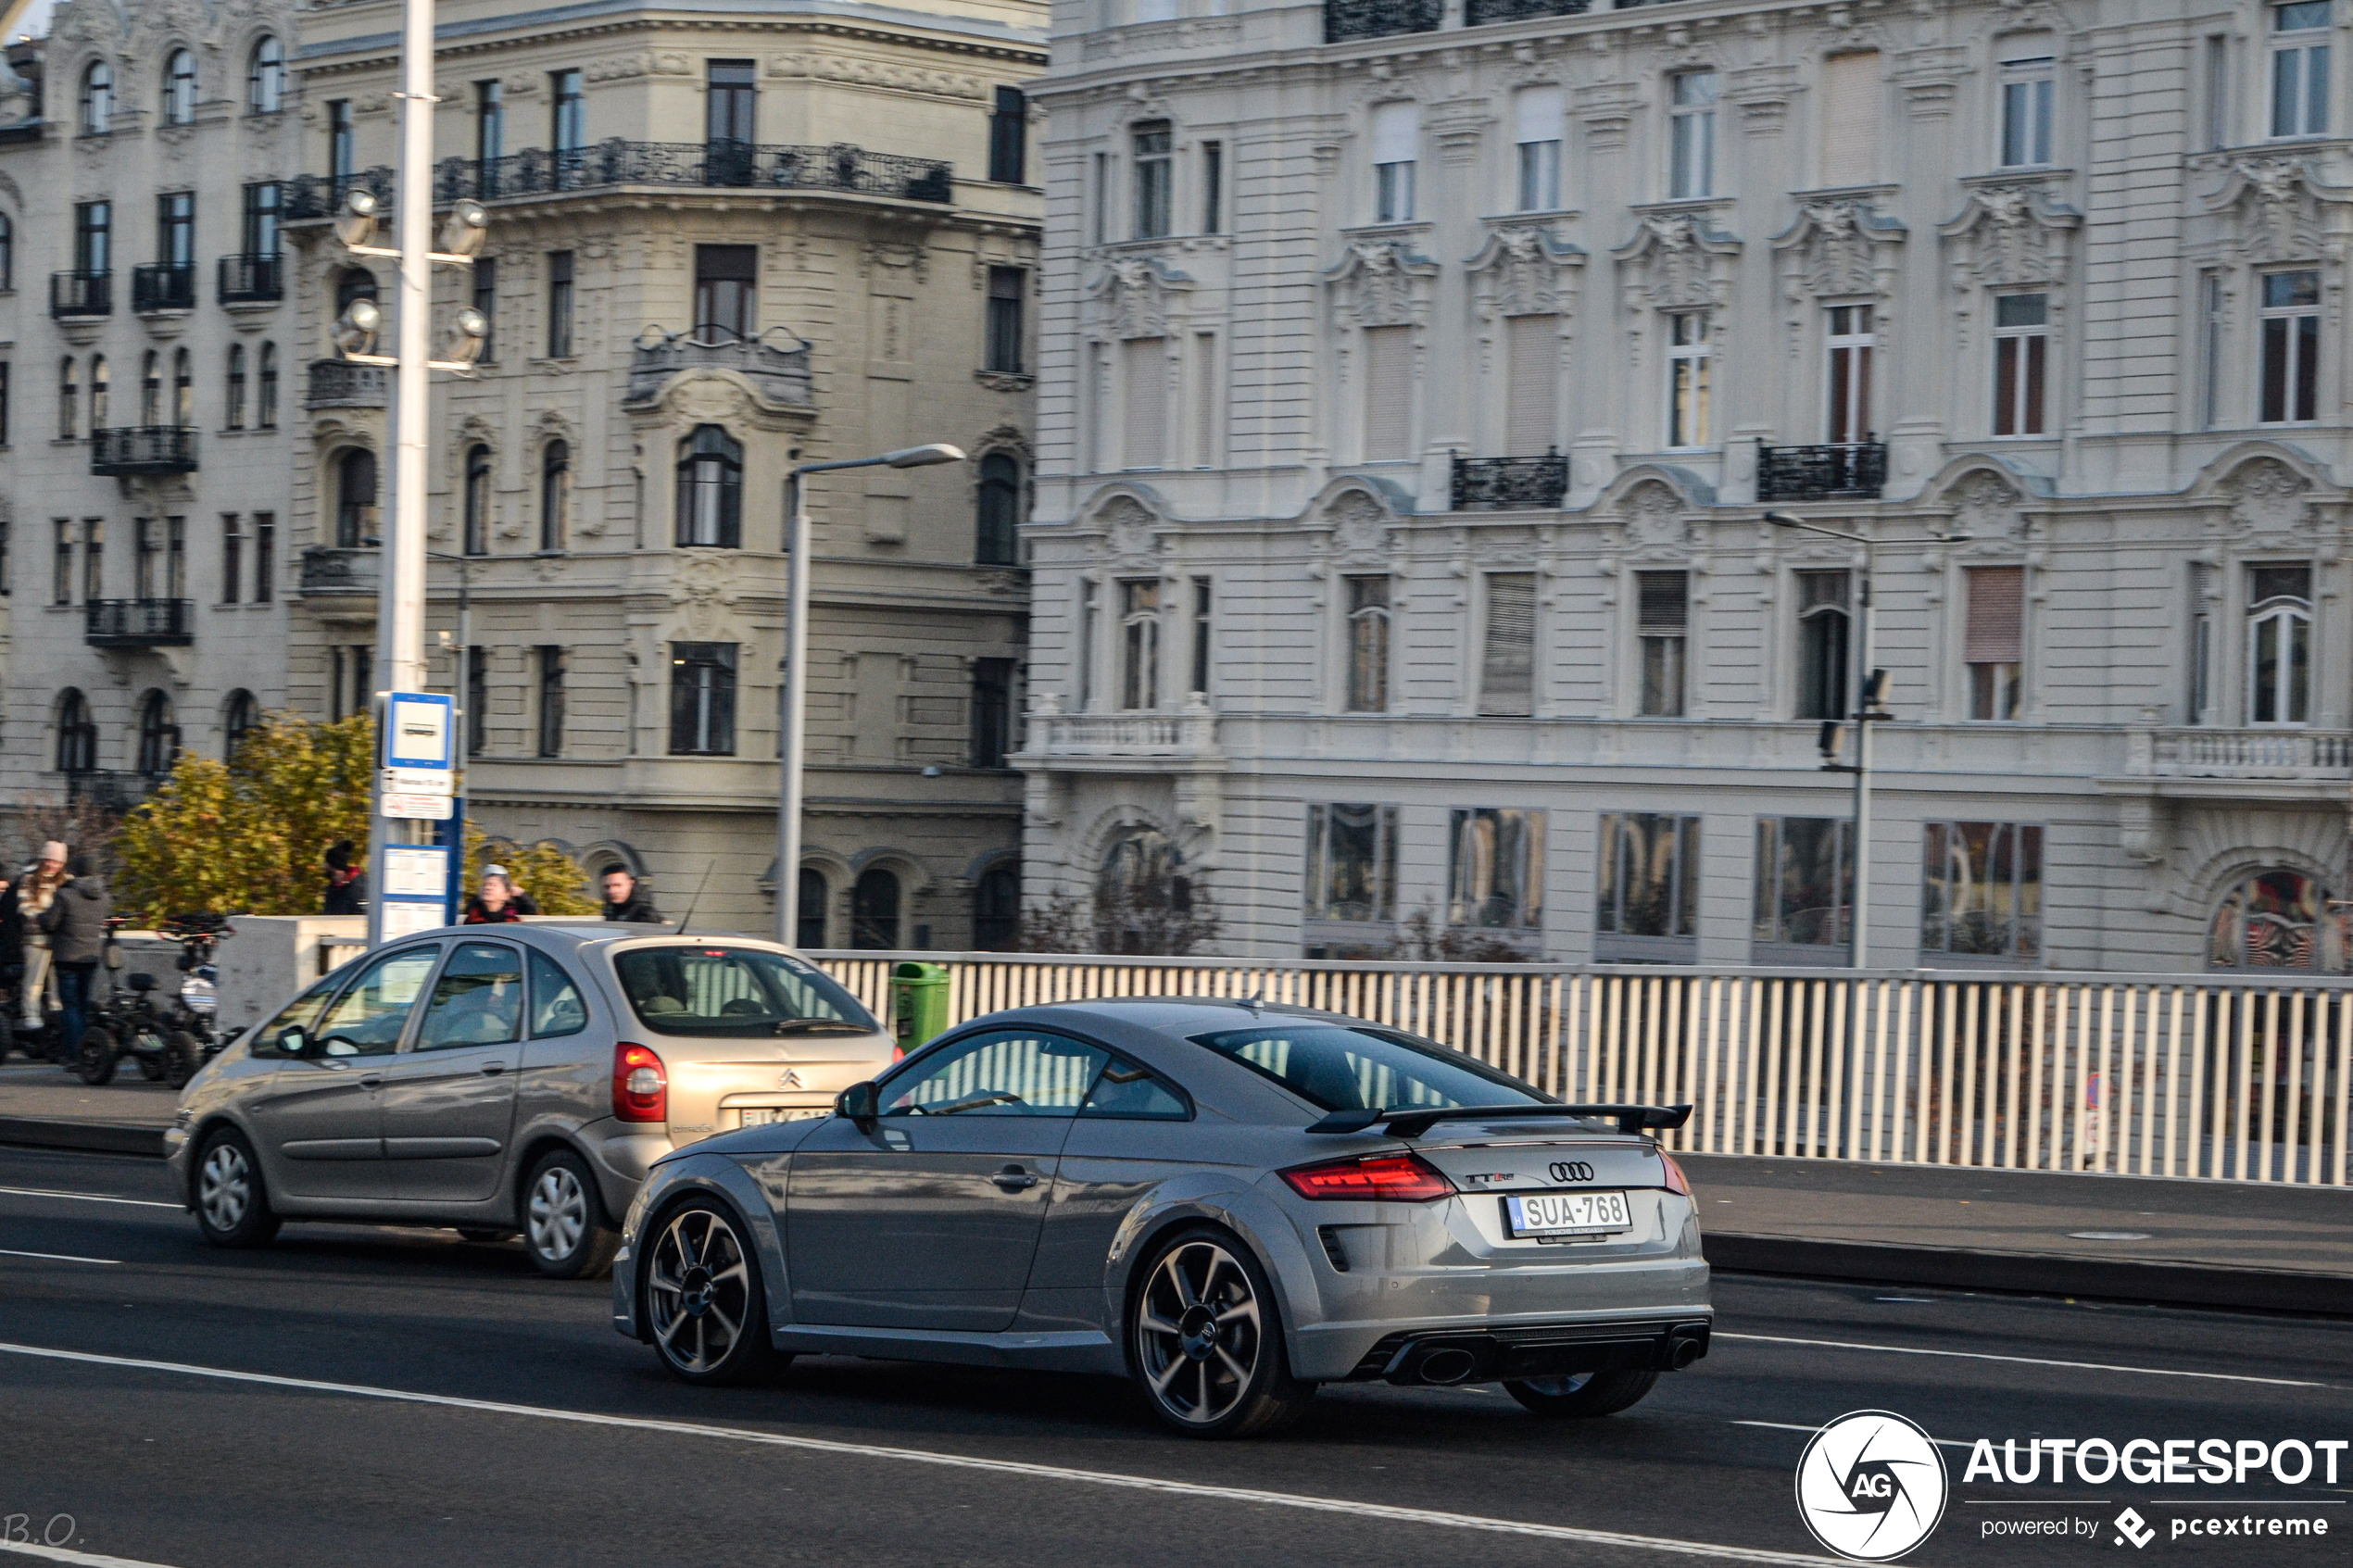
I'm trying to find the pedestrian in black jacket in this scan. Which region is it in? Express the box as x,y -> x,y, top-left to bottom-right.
40,857 -> 111,1061
598,869 -> 663,924
0,875 -> 22,1059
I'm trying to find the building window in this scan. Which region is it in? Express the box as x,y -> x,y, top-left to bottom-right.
474,79 -> 505,189
850,869 -> 900,950
1755,817 -> 1852,957
471,257 -> 497,363
1076,578 -> 1100,710
2188,562 -> 2215,724
539,441 -> 570,553
463,445 -> 492,556
1596,812 -> 1700,957
985,266 -> 1026,373
257,343 -> 278,430
795,869 -> 828,949
1091,151 -> 1111,247
1344,574 -> 1390,712
1515,86 -> 1563,212
2200,272 -> 2225,429
975,453 -> 1020,565
328,644 -> 372,722
1132,121 -> 1172,239
1121,337 -> 1167,469
1666,312 -> 1711,449
1304,803 -> 1399,927
135,689 -> 180,777
1992,293 -> 2049,435
1119,578 -> 1161,710
161,49 -> 196,126
82,519 -> 103,603
2210,869 -> 2348,972
0,212 -> 10,291
973,864 -> 1020,950
141,350 -> 161,425
545,251 -> 574,358
535,646 -> 564,758
225,345 -> 246,430
252,512 -> 273,602
1825,305 -> 1873,444
133,516 -> 159,599
223,690 -> 257,757
1201,140 -> 1222,232
1479,571 -> 1537,718
1636,570 -> 1689,718
1189,576 -> 1213,696
328,99 -> 353,181
1668,70 -> 1718,199
1998,51 -> 2054,166
52,521 -> 70,606
333,449 -> 378,548
988,86 -> 1026,184
2247,562 -> 2313,725
1794,570 -> 1852,721
692,245 -> 755,340
74,201 -> 109,277
971,657 -> 1014,769
668,642 -> 737,756
551,68 -> 585,157
1963,564 -> 2024,720
1921,822 -> 2043,964
56,689 -> 96,774
172,348 -> 192,426
675,425 -> 742,547
2260,270 -> 2321,423
81,61 -> 112,135
464,646 -> 487,757
1448,808 -> 1543,932
248,36 -> 283,115
2271,1 -> 2331,138
705,58 -> 756,163
58,358 -> 76,440
165,515 -> 185,599
1371,101 -> 1416,222
88,355 -> 108,431
220,515 -> 243,604
2206,33 -> 2232,149
1819,51 -> 1881,186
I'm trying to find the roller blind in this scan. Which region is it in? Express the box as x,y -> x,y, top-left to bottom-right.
1515,84 -> 1563,146
1637,570 -> 1689,632
1819,52 -> 1881,187
1123,338 -> 1166,469
1505,315 -> 1558,456
1372,101 -> 1417,164
1964,565 -> 2025,662
1362,325 -> 1413,460
1480,572 -> 1537,717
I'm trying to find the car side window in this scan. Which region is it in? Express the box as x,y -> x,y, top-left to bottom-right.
310,947 -> 439,1057
528,947 -> 589,1039
880,1029 -> 1111,1118
1078,1055 -> 1191,1121
414,942 -> 525,1052
248,977 -> 340,1058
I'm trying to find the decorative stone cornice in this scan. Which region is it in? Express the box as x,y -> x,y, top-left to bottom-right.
1323,239 -> 1440,330
1938,183 -> 2082,289
1610,211 -> 1742,311
1466,223 -> 1586,320
1771,199 -> 1906,301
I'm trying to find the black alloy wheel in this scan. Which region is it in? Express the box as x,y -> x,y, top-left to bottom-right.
1128,1225 -> 1316,1438
645,1199 -> 787,1386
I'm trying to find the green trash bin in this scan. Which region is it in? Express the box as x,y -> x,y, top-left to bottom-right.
890,960 -> 952,1050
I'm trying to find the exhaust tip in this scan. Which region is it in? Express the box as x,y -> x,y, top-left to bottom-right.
1416,1347 -> 1478,1385
1666,1333 -> 1706,1371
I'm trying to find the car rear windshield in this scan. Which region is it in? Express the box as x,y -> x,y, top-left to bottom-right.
1189,1022 -> 1551,1113
612,946 -> 880,1037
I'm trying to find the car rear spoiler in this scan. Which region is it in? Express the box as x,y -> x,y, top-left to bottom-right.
1305,1103 -> 1693,1138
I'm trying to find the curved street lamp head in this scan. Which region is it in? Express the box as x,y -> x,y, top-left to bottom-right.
882,442 -> 965,469
1764,510 -> 1806,529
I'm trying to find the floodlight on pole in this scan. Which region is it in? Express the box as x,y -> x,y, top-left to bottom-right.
333,187 -> 380,250
332,296 -> 384,359
437,198 -> 490,258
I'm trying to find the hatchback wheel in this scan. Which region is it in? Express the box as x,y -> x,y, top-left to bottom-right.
193,1128 -> 281,1248
522,1148 -> 622,1279
1129,1226 -> 1315,1438
1503,1367 -> 1659,1418
646,1199 -> 786,1386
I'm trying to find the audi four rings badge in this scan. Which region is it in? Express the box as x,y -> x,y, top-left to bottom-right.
1549,1160 -> 1595,1182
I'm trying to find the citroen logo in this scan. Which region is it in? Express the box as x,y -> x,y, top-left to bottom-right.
779,1069 -> 803,1090
1549,1160 -> 1595,1183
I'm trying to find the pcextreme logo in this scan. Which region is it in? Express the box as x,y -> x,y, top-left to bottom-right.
1795,1410 -> 1952,1562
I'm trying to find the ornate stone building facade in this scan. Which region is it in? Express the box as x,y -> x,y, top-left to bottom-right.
0,0 -> 301,816
1022,0 -> 2353,973
289,0 -> 1044,940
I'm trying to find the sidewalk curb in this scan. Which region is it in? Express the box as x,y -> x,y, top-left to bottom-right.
0,1116 -> 167,1159
1705,1232 -> 2353,1316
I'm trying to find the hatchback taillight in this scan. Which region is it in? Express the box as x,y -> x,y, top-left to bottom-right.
613,1042 -> 667,1123
1279,1152 -> 1455,1203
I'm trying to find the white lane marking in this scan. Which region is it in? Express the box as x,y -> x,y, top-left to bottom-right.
1730,1420 -> 1973,1451
1714,1332 -> 2330,1388
0,1186 -> 182,1210
0,1341 -> 1844,1567
0,1249 -> 120,1266
0,1542 -> 182,1567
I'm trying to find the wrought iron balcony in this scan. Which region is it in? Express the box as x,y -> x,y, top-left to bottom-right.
623,328 -> 813,408
1325,0 -> 1441,40
283,168 -> 396,221
1466,0 -> 1591,22
85,598 -> 195,647
90,426 -> 198,476
217,253 -> 283,303
132,263 -> 196,313
432,139 -> 954,206
1452,451 -> 1568,511
50,270 -> 111,318
1756,440 -> 1887,502
306,359 -> 388,409
297,546 -> 380,598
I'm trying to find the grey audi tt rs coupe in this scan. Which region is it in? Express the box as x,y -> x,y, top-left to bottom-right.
612,997 -> 1712,1437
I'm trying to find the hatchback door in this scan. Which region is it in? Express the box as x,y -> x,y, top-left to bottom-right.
378,939 -> 524,1203
245,945 -> 440,1200
787,1027 -> 1110,1332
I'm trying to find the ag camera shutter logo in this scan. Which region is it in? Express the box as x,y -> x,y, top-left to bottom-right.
1795,1410 -> 1950,1562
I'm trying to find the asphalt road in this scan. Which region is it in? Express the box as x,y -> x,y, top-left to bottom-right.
0,1142 -> 2347,1568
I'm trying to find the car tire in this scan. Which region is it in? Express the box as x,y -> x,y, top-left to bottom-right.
163,1031 -> 203,1090
192,1128 -> 281,1248
1503,1367 -> 1659,1418
74,1025 -> 118,1085
1128,1224 -> 1316,1439
521,1148 -> 623,1280
644,1198 -> 790,1386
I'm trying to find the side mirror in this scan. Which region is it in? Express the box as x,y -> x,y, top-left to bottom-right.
837,1081 -> 878,1127
278,1028 -> 307,1057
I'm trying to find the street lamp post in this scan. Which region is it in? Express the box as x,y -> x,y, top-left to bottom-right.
777,444 -> 966,948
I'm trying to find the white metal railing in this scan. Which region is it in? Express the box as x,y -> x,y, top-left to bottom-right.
1018,701 -> 1219,760
2133,727 -> 2353,779
810,953 -> 2353,1187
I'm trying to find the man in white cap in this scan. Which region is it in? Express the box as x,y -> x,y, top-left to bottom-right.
19,842 -> 69,1044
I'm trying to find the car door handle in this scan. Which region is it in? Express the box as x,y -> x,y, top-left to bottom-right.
479,1062 -> 507,1075
358,1073 -> 384,1089
990,1165 -> 1038,1192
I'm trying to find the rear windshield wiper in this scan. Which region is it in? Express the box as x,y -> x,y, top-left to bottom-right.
770,1018 -> 875,1035
1306,1103 -> 1692,1138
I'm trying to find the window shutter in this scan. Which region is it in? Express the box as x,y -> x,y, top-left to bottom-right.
1362,325 -> 1413,459
1505,315 -> 1558,456
1964,566 -> 2025,662
1819,52 -> 1881,187
1123,338 -> 1166,469
1371,102 -> 1417,165
1637,570 -> 1689,632
1480,572 -> 1537,718
1514,85 -> 1563,146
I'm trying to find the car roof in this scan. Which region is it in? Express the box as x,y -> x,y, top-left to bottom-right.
988,997 -> 1375,1035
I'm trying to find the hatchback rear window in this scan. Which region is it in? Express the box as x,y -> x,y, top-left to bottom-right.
613,946 -> 879,1037
1189,1023 -> 1550,1113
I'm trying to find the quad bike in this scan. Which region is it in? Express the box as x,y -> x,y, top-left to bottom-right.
75,915 -> 233,1090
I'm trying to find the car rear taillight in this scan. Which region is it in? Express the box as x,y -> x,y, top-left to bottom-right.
1279,1152 -> 1456,1203
612,1042 -> 667,1123
1659,1151 -> 1691,1196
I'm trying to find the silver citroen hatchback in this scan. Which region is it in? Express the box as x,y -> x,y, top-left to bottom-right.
164,925 -> 896,1276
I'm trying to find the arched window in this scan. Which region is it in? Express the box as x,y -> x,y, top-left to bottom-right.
335,268 -> 378,313
462,444 -> 492,556
172,347 -> 193,426
975,453 -> 1021,565
334,448 -> 378,547
248,36 -> 283,115
88,355 -> 108,430
55,689 -> 96,774
796,868 -> 827,949
2210,869 -> 2348,973
974,863 -> 1021,950
80,61 -> 112,136
2247,564 -> 2312,726
141,349 -> 161,425
58,358 -> 77,440
162,50 -> 196,125
257,342 -> 278,429
0,212 -> 12,292
674,424 -> 741,547
225,344 -> 246,430
222,689 -> 258,758
539,440 -> 571,553
136,689 -> 181,777
850,868 -> 901,950
1794,570 -> 1852,721
1097,826 -> 1185,954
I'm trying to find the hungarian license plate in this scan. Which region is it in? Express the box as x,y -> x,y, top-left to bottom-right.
1504,1190 -> 1631,1239
738,1107 -> 831,1128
